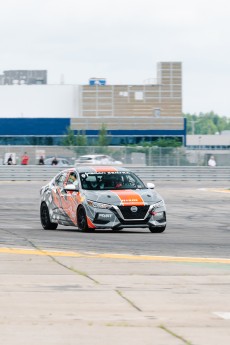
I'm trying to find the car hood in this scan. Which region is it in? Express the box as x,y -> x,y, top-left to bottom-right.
82,189 -> 162,206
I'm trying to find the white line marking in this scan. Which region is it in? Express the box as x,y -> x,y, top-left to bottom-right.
213,312 -> 230,320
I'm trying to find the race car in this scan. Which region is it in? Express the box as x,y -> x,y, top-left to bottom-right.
40,166 -> 166,233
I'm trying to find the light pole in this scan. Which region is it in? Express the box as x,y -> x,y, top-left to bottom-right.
189,119 -> 202,135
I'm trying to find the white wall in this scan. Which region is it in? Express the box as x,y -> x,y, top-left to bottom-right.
187,135 -> 230,146
0,85 -> 79,118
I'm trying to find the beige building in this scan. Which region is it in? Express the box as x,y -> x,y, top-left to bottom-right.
0,62 -> 185,146
71,62 -> 184,139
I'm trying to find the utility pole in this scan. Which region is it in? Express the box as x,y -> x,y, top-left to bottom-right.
189,119 -> 202,135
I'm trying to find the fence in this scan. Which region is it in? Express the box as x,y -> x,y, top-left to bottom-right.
1,145 -> 230,166
0,165 -> 229,181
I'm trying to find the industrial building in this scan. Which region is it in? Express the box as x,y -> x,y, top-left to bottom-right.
0,70 -> 47,85
0,62 -> 185,145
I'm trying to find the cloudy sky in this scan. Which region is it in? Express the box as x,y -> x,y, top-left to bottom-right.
0,0 -> 230,116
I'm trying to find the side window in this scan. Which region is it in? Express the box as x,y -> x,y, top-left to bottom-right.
67,172 -> 78,185
125,175 -> 135,184
124,174 -> 142,188
55,173 -> 66,187
125,174 -> 145,188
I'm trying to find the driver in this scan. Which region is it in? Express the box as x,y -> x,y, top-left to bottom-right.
68,172 -> 78,185
114,175 -> 123,188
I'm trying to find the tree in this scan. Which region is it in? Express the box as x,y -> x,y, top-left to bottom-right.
131,137 -> 182,148
184,112 -> 230,134
153,138 -> 182,147
97,123 -> 110,146
76,130 -> 87,146
62,127 -> 77,146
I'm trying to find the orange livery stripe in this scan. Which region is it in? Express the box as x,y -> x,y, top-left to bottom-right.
93,166 -> 118,172
111,190 -> 144,206
87,216 -> 96,229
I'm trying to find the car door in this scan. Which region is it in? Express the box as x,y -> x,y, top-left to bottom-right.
58,171 -> 79,225
51,172 -> 69,220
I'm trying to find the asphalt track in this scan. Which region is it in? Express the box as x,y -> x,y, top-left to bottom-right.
0,180 -> 230,345
0,180 -> 229,258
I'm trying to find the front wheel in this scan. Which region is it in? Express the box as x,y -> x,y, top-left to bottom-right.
149,226 -> 166,233
112,228 -> 123,232
77,207 -> 91,232
40,202 -> 58,230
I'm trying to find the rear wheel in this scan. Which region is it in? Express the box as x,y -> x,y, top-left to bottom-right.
149,226 -> 166,233
77,207 -> 91,232
40,202 -> 58,230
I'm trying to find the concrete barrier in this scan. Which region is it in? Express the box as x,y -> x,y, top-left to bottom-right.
0,165 -> 229,181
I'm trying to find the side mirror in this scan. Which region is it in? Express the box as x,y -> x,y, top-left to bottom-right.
146,182 -> 155,189
64,184 -> 79,192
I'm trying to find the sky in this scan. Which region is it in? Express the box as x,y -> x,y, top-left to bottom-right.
0,0 -> 230,116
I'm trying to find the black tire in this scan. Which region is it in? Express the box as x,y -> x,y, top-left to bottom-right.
112,228 -> 123,232
40,202 -> 58,230
149,226 -> 166,233
77,207 -> 91,232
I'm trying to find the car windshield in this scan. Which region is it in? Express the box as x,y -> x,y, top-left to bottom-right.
79,172 -> 146,190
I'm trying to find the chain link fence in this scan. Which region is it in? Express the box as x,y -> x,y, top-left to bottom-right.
0,145 -> 230,166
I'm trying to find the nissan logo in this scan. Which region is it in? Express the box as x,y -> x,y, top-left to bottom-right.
130,206 -> 138,212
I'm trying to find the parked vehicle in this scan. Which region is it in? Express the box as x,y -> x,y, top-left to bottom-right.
40,166 -> 166,233
75,154 -> 122,166
44,157 -> 71,167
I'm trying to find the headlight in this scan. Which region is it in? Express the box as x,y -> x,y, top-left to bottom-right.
87,200 -> 111,209
152,200 -> 165,209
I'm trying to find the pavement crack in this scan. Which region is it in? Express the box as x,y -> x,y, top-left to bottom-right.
45,254 -> 100,284
115,289 -> 142,312
159,325 -> 193,345
2,229 -> 99,284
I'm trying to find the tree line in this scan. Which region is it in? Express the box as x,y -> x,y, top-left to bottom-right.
185,111 -> 230,135
62,124 -> 109,147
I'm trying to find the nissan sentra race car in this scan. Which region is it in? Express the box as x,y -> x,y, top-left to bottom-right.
40,166 -> 166,233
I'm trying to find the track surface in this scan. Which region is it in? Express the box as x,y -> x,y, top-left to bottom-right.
0,180 -> 229,258
1,180 -> 230,345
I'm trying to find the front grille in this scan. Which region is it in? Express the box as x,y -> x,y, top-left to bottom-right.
118,205 -> 150,220
120,219 -> 149,225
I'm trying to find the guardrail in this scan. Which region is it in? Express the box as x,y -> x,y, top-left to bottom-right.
0,165 -> 229,181
132,166 -> 230,181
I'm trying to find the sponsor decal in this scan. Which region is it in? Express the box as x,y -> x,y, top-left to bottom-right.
111,190 -> 144,206
99,214 -> 112,218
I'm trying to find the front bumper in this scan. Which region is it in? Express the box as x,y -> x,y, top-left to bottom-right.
85,204 -> 166,229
